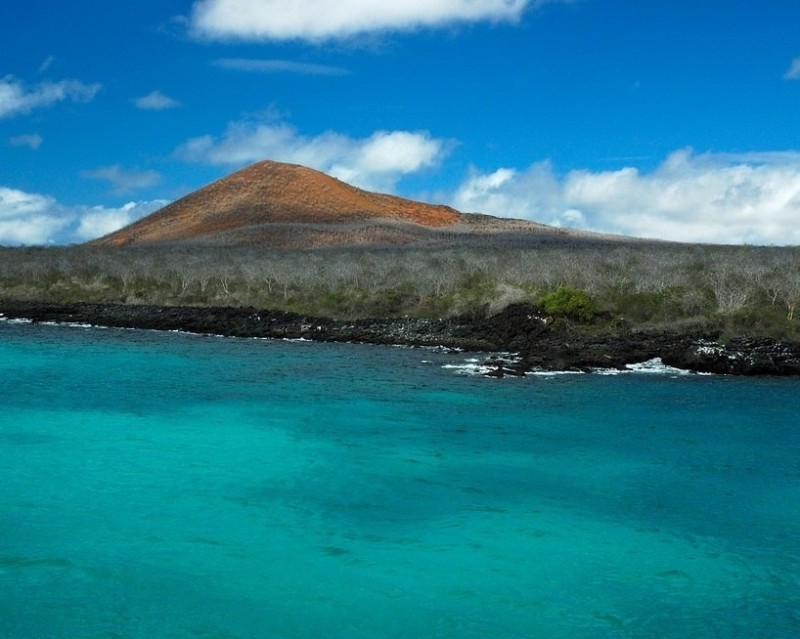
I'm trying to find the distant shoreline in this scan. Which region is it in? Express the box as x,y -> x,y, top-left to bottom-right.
2,299 -> 800,376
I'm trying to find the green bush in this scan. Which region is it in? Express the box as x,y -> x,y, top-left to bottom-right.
541,286 -> 596,322
611,288 -> 686,323
379,282 -> 418,315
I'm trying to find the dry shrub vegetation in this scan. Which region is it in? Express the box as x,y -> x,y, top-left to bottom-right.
1,241 -> 799,339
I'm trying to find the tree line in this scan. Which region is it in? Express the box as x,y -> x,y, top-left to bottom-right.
1,242 -> 799,338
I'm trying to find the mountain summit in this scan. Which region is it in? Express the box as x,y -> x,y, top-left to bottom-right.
91,159 -> 599,249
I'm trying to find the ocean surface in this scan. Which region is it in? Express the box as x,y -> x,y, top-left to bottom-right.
1,320 -> 798,639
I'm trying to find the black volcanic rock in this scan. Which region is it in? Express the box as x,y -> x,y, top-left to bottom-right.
2,300 -> 799,376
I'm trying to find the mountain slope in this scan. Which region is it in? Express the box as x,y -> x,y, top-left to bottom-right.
92,160 -> 462,247
90,159 -> 619,249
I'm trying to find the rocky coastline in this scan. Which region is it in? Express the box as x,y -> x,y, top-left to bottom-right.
2,299 -> 800,376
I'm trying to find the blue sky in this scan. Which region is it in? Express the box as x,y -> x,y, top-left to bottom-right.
2,0 -> 800,245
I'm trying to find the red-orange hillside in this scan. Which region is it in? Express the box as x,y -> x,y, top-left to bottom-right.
92,160 -> 462,247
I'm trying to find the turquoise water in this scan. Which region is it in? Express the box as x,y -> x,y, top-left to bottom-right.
1,321 -> 799,639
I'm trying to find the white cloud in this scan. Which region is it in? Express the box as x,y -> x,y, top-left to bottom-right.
0,186 -> 166,245
73,201 -> 167,242
784,57 -> 800,80
81,165 -> 162,195
134,90 -> 181,110
213,58 -> 348,76
37,56 -> 55,73
0,76 -> 101,119
0,187 -> 69,245
453,161 -> 564,219
190,0 -> 531,40
175,120 -> 449,192
452,166 -> 519,211
9,133 -> 43,150
0,187 -> 56,219
451,149 -> 800,245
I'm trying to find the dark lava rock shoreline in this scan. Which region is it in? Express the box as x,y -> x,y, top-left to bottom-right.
2,299 -> 800,376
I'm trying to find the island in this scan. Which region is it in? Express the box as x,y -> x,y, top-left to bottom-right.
2,160 -> 799,376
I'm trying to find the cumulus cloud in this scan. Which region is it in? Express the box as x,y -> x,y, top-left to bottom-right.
175,119 -> 449,192
0,188 -> 66,245
81,165 -> 162,195
190,0 -> 531,41
72,201 -> 167,242
451,149 -> 800,245
784,57 -> 800,80
213,58 -> 348,76
453,164 -> 561,218
0,76 -> 101,119
9,133 -> 43,150
134,90 -> 181,110
0,186 -> 166,245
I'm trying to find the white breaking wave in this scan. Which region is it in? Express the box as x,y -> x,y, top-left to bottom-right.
593,357 -> 695,376
529,369 -> 585,377
0,317 -> 32,324
454,357 -> 706,378
441,353 -> 524,377
40,321 -> 97,329
442,357 -> 497,377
